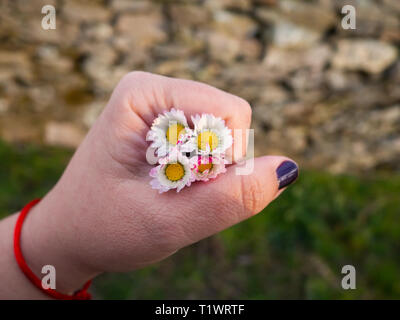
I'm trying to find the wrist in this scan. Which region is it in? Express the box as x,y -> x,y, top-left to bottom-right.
19,192 -> 99,295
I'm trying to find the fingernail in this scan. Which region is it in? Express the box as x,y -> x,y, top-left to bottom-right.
276,161 -> 298,190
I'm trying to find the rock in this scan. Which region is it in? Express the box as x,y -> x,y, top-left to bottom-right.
1,117 -> 41,143
325,70 -> 362,92
242,39 -> 263,60
0,50 -> 33,83
208,11 -> 259,62
118,49 -> 150,68
386,62 -> 400,101
0,98 -> 9,114
220,63 -> 274,85
208,36 -> 261,63
83,44 -> 117,68
349,85 -> 398,110
285,126 -> 308,153
208,32 -> 241,63
332,40 -> 398,74
110,0 -> 155,13
382,0 -> 400,13
154,59 -> 196,79
63,1 -> 111,23
362,106 -> 400,136
335,1 -> 400,39
167,28 -> 206,55
204,0 -> 251,11
82,45 -> 118,90
82,100 -> 106,128
115,11 -> 167,49
282,102 -> 311,120
258,84 -> 290,105
0,51 -> 31,71
27,85 -> 56,112
152,44 -> 194,60
253,0 -> 277,5
271,20 -> 321,49
83,23 -> 113,41
53,73 -> 90,102
35,45 -> 74,73
277,0 -> 336,32
213,11 -> 257,39
10,0 -> 58,15
45,122 -> 86,148
170,4 -> 210,28
263,45 -> 332,77
23,19 -> 61,44
22,18 -> 80,47
253,100 -> 311,133
257,0 -> 336,47
255,0 -> 338,48
84,58 -> 130,94
289,69 -> 325,92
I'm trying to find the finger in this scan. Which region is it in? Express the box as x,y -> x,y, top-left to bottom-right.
124,71 -> 252,131
214,157 -> 299,216
110,71 -> 252,160
175,156 -> 299,245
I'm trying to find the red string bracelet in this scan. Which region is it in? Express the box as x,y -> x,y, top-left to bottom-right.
14,198 -> 92,300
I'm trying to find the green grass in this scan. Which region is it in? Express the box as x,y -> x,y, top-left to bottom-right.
1,140 -> 400,299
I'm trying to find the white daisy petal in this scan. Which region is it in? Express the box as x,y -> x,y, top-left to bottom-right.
149,147 -> 195,193
148,110 -> 232,192
191,154 -> 227,182
147,108 -> 191,157
191,113 -> 233,156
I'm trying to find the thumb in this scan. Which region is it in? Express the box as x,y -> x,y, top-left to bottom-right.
210,156 -> 298,221
171,156 -> 298,248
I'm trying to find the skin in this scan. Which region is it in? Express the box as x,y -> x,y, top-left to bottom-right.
0,72 -> 297,299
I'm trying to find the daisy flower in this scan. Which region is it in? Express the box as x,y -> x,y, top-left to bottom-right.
149,148 -> 195,193
191,114 -> 233,155
191,154 -> 227,182
147,108 -> 191,157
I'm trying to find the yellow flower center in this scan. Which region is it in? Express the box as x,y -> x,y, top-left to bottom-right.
197,131 -> 219,151
198,163 -> 213,173
166,123 -> 185,145
165,163 -> 185,181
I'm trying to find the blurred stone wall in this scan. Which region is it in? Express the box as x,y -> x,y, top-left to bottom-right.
0,0 -> 399,173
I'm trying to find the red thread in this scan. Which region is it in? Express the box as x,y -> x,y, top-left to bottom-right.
14,199 -> 92,300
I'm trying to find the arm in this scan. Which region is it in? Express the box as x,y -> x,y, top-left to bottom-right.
0,198 -> 97,299
0,72 -> 298,299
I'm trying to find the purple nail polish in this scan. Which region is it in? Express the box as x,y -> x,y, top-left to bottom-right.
276,161 -> 298,190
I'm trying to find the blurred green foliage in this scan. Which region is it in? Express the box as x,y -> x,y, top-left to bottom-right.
0,140 -> 71,218
1,140 -> 400,299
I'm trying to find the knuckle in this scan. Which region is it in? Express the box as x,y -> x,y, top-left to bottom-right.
236,97 -> 252,125
118,71 -> 152,88
124,70 -> 147,81
240,176 -> 264,215
112,71 -> 151,105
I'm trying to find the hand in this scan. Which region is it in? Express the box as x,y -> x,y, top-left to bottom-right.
18,72 -> 298,295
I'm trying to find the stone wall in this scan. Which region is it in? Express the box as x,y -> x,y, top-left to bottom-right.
0,0 -> 399,173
